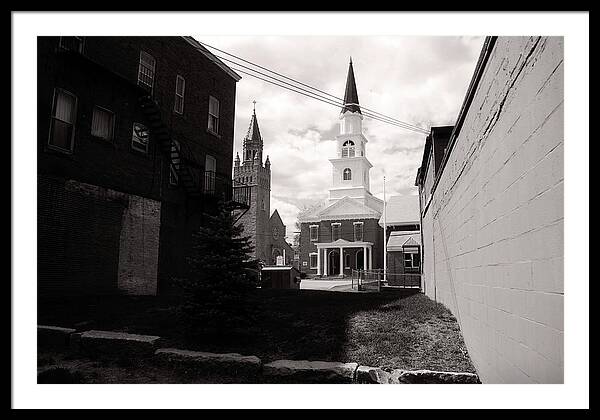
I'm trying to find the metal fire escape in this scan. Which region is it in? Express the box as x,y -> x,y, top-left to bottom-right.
138,94 -> 251,211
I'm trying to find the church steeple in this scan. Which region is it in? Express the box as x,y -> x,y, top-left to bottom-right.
341,58 -> 361,115
243,101 -> 263,164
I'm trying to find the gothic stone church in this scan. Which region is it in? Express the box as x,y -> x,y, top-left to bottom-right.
234,107 -> 293,266
298,60 -> 385,277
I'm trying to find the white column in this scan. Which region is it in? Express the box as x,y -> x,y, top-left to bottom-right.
339,247 -> 344,276
369,245 -> 373,270
316,248 -> 321,276
323,248 -> 328,276
363,245 -> 367,271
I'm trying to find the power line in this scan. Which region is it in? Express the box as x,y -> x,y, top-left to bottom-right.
217,54 -> 428,133
200,41 -> 430,134
228,65 -> 429,134
204,42 -> 429,133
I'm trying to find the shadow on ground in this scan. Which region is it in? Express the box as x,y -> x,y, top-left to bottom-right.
38,288 -> 475,374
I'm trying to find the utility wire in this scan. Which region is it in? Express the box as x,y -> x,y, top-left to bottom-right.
217,54 -> 428,133
200,41 -> 430,134
203,41 -> 429,133
228,65 -> 429,134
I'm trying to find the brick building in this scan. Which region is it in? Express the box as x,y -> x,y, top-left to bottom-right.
378,195 -> 421,283
298,59 -> 384,276
415,36 -> 563,383
233,106 -> 294,266
38,36 -> 249,297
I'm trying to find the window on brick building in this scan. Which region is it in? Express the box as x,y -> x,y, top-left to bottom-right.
309,225 -> 319,242
91,106 -> 115,141
208,96 -> 220,134
48,88 -> 77,152
131,122 -> 150,153
174,75 -> 185,114
331,223 -> 341,241
309,253 -> 318,269
59,36 -> 85,53
204,154 -> 216,194
353,222 -> 364,242
137,51 -> 156,92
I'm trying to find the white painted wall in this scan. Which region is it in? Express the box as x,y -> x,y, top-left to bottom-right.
421,36 -> 563,383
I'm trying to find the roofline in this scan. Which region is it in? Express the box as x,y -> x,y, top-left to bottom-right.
182,36 -> 242,82
427,36 -> 497,198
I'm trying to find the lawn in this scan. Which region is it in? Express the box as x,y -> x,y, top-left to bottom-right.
38,289 -> 475,373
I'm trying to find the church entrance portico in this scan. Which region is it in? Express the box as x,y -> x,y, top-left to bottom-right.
315,239 -> 373,277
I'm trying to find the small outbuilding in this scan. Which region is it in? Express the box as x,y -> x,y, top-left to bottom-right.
260,266 -> 301,289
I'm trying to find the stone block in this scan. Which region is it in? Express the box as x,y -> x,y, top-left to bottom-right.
37,325 -> 77,350
355,366 -> 391,384
388,369 -> 480,384
154,348 -> 261,377
77,330 -> 161,358
263,360 -> 358,383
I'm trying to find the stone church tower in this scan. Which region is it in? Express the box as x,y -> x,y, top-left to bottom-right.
234,104 -> 272,263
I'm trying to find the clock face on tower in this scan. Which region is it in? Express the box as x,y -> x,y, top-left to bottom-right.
272,227 -> 279,240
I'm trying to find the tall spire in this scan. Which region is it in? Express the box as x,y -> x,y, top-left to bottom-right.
245,101 -> 262,143
243,101 -> 263,164
342,58 -> 361,114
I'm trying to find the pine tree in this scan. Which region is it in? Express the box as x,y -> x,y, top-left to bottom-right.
175,200 -> 260,338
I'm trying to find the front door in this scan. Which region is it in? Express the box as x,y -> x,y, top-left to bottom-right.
328,250 -> 339,276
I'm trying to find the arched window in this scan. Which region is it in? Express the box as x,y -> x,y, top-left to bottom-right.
342,140 -> 355,158
343,168 -> 352,181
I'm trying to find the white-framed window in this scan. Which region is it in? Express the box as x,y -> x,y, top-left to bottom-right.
208,96 -> 220,134
48,88 -> 77,152
91,106 -> 115,141
309,225 -> 319,242
137,51 -> 156,92
353,221 -> 364,242
131,122 -> 150,153
344,253 -> 351,269
342,140 -> 355,158
331,223 -> 341,241
59,36 -> 85,53
309,253 -> 318,269
343,168 -> 352,181
174,75 -> 185,114
403,249 -> 421,269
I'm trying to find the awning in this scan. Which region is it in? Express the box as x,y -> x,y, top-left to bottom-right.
387,231 -> 421,252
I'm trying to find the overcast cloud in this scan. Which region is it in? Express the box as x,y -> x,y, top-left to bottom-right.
197,36 -> 485,241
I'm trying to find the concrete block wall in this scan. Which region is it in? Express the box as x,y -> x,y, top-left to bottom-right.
421,37 -> 563,383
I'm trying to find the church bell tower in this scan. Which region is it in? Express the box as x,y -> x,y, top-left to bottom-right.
233,103 -> 271,263
328,58 -> 374,206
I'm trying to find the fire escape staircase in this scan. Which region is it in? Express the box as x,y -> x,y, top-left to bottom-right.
138,94 -> 251,211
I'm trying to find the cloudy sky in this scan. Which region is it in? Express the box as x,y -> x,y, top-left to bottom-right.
198,36 -> 485,241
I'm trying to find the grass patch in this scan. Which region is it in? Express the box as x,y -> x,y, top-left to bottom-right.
39,289 -> 475,373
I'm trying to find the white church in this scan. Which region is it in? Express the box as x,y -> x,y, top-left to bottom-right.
297,59 -> 421,278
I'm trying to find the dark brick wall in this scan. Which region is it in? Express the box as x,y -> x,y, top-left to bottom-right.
37,36 -> 239,297
299,218 -> 383,275
38,175 -> 125,296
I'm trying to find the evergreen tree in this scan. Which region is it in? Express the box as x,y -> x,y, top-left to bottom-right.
176,200 -> 259,338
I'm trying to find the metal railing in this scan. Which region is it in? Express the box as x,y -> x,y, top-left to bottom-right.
351,269 -> 422,292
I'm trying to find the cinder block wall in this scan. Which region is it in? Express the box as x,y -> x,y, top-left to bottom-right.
422,37 -> 563,383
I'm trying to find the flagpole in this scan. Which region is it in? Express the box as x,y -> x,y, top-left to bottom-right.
383,175 -> 387,284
